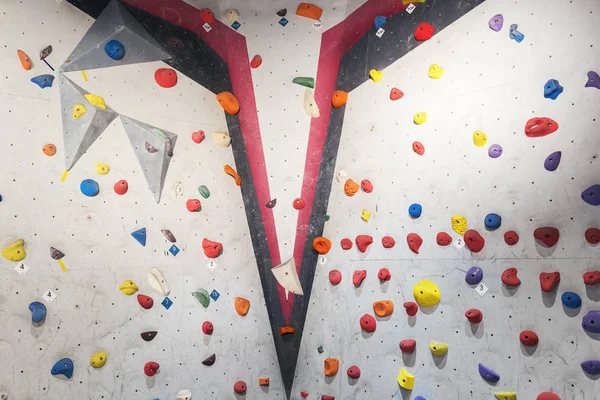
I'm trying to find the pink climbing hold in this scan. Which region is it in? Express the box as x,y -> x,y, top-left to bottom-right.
465,308 -> 483,324
114,180 -> 128,195
406,233 -> 423,254
191,130 -> 205,144
534,227 -> 560,247
399,339 -> 416,353
504,230 -> 519,246
353,270 -> 367,287
329,270 -> 342,285
202,321 -> 214,335
378,268 -> 391,282
403,302 -> 418,316
360,314 -> 377,332
436,232 -> 452,246
250,55 -> 262,69
154,68 -> 178,88
361,179 -> 373,193
346,365 -> 361,379
412,141 -> 425,155
340,238 -> 353,250
233,380 -> 247,394
381,236 -> 395,248
585,228 -> 600,244
464,229 -> 485,253
186,199 -> 201,212
355,235 -> 373,253
321,396 -> 335,400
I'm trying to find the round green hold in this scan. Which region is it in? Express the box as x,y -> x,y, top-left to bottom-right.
198,185 -> 210,199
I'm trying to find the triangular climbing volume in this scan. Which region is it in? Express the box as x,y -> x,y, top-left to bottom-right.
59,0 -> 171,73
59,74 -> 118,171
119,115 -> 177,203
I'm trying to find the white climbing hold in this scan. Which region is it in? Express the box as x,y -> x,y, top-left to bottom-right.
336,169 -> 348,183
173,181 -> 184,199
224,9 -> 240,23
303,88 -> 320,118
176,389 -> 192,400
212,132 -> 231,147
271,258 -> 304,301
148,267 -> 170,296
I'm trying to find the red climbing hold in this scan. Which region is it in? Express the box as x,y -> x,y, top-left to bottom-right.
329,270 -> 342,285
534,227 -> 560,247
403,302 -> 418,316
504,230 -> 519,246
524,117 -> 559,138
436,232 -> 452,246
113,180 -> 128,195
233,381 -> 247,394
154,68 -> 178,88
202,321 -> 214,335
361,179 -> 373,193
137,294 -> 154,309
390,87 -> 404,101
355,235 -> 374,253
407,233 -> 423,254
340,238 -> 353,250
537,392 -> 561,400
399,339 -> 416,353
520,330 -> 539,346
465,309 -> 483,324
414,22 -> 435,41
584,271 -> 600,285
585,228 -> 600,244
464,229 -> 485,253
539,272 -> 560,292
250,55 -> 262,69
144,361 -> 160,377
301,392 -> 309,398
360,314 -> 377,332
186,199 -> 201,212
199,8 -> 215,23
381,236 -> 395,248
412,141 -> 425,155
321,396 -> 335,400
378,268 -> 391,282
347,365 -> 361,379
192,130 -> 205,144
501,268 -> 521,287
293,198 -> 305,210
353,270 -> 367,287
202,238 -> 223,258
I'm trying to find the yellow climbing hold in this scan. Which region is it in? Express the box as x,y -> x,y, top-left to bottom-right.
413,280 -> 441,307
451,215 -> 467,235
90,351 -> 107,368
95,163 -> 110,175
429,340 -> 449,356
413,112 -> 427,125
494,392 -> 517,400
72,104 -> 87,119
402,0 -> 424,3
428,64 -> 444,79
369,69 -> 383,83
397,368 -> 415,390
119,280 -> 139,295
84,93 -> 106,110
361,209 -> 372,222
473,130 -> 488,147
2,239 -> 26,262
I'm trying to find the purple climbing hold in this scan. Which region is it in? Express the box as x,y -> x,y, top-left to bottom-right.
466,266 -> 483,285
581,360 -> 600,375
544,151 -> 562,172
582,310 -> 600,333
488,144 -> 503,158
478,363 -> 500,384
581,185 -> 600,206
488,14 -> 503,32
585,71 -> 600,89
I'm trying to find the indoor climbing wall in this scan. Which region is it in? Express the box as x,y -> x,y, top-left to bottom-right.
0,0 -> 599,399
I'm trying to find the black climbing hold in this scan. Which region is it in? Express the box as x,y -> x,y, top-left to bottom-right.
202,353 -> 216,366
266,199 -> 277,208
141,331 -> 158,341
276,9 -> 287,17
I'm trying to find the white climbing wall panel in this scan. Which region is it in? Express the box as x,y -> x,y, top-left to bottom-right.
0,0 -> 599,400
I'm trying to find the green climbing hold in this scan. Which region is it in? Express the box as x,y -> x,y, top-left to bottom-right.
293,77 -> 315,89
324,215 -> 330,222
192,289 -> 210,308
198,185 -> 210,199
152,128 -> 168,140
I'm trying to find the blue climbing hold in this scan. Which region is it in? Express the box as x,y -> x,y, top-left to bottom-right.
414,397 -> 426,400
51,358 -> 74,379
466,266 -> 483,285
509,24 -> 524,42
561,291 -> 582,309
478,363 -> 500,383
80,179 -> 99,197
104,40 -> 125,60
544,79 -> 563,100
408,203 -> 422,218
29,301 -> 47,323
374,16 -> 386,29
131,228 -> 147,247
484,213 -> 502,230
581,185 -> 600,206
31,74 -> 54,89
581,360 -> 600,375
0,194 -> 2,202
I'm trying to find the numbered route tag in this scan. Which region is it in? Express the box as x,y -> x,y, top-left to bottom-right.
207,259 -> 218,271
14,261 -> 30,275
42,289 -> 57,303
475,283 -> 489,297
453,236 -> 465,250
406,3 -> 416,14
376,28 -> 385,38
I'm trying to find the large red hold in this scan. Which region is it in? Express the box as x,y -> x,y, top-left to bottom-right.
378,268 -> 391,282
524,117 -> 559,138
154,68 -> 178,88
186,199 -> 201,212
414,22 -> 435,41
520,330 -> 539,346
584,271 -> 600,285
501,268 -> 521,287
539,272 -> 560,292
537,392 -> 561,400
465,309 -> 483,324
360,314 -> 377,332
329,270 -> 342,285
199,8 -> 215,23
144,361 -> 160,377
585,228 -> 600,244
202,238 -> 223,258
403,302 -> 418,316
436,232 -> 452,246
407,233 -> 423,254
353,270 -> 367,286
534,227 -> 560,247
356,235 -> 373,253
340,238 -> 353,250
381,236 -> 395,248
464,229 -> 485,253
137,294 -> 154,309
399,339 -> 416,353
504,231 -> 519,245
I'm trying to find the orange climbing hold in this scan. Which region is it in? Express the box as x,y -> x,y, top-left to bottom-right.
332,90 -> 348,108
373,300 -> 394,317
296,3 -> 323,21
259,378 -> 270,386
216,92 -> 240,115
42,144 -> 57,157
17,50 -> 32,70
344,179 -> 359,196
280,326 -> 296,335
235,297 -> 250,316
324,358 -> 339,376
313,236 -> 332,254
224,165 -> 242,186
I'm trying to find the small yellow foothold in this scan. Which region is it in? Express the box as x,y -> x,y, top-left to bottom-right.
413,280 -> 441,307
119,280 -> 139,296
72,104 -> 87,119
361,209 -> 372,222
451,215 -> 467,235
413,112 -> 427,125
90,351 -> 107,368
2,239 -> 26,262
61,170 -> 69,182
494,392 -> 517,400
429,340 -> 449,356
95,163 -> 110,175
81,70 -> 88,82
369,69 -> 383,83
428,64 -> 444,79
84,93 -> 106,110
473,130 -> 488,147
57,259 -> 67,273
397,368 -> 415,390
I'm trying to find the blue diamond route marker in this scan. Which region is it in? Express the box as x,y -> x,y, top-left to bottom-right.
161,297 -> 173,310
279,17 -> 288,27
231,21 -> 241,30
169,244 -> 180,256
210,289 -> 220,301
